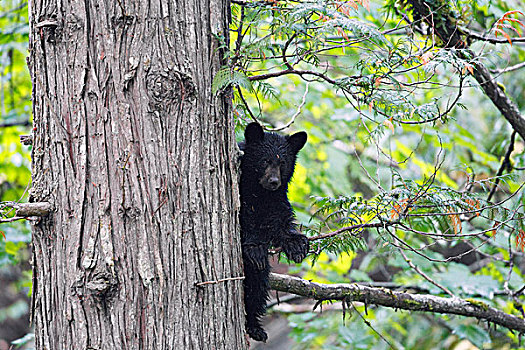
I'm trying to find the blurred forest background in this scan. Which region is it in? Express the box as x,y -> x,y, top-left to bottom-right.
2,0 -> 525,349
0,0 -> 32,349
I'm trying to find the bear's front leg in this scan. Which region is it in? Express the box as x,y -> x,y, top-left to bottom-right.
242,242 -> 270,270
277,229 -> 309,263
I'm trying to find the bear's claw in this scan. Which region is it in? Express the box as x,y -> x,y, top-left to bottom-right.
247,325 -> 268,342
281,233 -> 309,263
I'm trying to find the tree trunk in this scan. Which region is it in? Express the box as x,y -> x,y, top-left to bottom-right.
28,0 -> 246,349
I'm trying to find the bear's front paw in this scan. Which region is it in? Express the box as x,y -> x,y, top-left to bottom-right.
247,325 -> 268,342
243,244 -> 269,270
281,233 -> 309,263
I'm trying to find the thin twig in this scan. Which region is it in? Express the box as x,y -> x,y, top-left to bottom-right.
398,249 -> 456,298
237,86 -> 258,123
492,61 -> 525,75
0,216 -> 25,223
267,82 -> 309,132
488,130 -> 516,202
195,276 -> 244,287
350,302 -> 399,350
309,222 -> 385,241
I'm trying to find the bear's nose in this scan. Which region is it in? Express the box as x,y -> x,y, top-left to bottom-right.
268,177 -> 280,186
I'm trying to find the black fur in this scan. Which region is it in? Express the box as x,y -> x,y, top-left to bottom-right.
239,122 -> 309,342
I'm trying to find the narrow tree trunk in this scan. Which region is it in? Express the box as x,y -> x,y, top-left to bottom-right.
28,0 -> 246,348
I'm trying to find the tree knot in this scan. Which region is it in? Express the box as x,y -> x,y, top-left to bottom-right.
146,69 -> 196,112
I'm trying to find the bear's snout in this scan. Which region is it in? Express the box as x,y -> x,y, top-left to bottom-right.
259,165 -> 282,191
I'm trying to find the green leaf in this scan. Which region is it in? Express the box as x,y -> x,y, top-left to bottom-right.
453,324 -> 491,348
212,68 -> 253,94
5,241 -> 21,256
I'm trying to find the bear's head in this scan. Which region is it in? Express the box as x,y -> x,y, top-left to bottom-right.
242,122 -> 307,191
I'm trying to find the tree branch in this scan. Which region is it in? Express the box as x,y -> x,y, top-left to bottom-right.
270,273 -> 525,333
15,202 -> 53,217
492,61 -> 525,75
464,28 -> 525,45
308,222 -> 385,241
1,201 -> 53,219
20,134 -> 33,145
468,59 -> 525,140
248,68 -> 338,85
0,119 -> 31,128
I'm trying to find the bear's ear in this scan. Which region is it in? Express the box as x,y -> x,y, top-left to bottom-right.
245,123 -> 264,144
287,131 -> 307,153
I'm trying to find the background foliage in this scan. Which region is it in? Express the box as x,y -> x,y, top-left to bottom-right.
0,0 -> 31,265
0,0 -> 32,347
225,0 -> 525,348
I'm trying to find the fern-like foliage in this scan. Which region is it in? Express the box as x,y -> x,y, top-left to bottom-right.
212,68 -> 253,95
307,173 -> 524,263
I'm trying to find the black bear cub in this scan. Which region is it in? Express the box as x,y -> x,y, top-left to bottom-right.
239,122 -> 309,342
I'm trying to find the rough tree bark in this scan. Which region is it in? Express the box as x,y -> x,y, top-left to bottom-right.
28,0 -> 246,349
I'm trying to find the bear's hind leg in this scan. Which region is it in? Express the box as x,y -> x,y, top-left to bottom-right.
243,242 -> 269,270
243,258 -> 270,342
